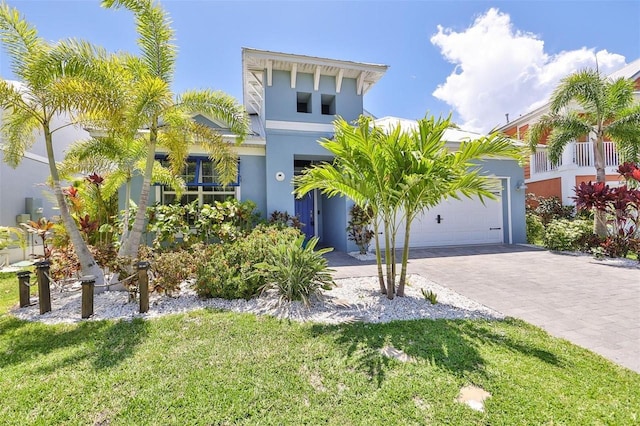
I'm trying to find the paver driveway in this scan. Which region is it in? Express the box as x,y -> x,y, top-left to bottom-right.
327,245 -> 640,373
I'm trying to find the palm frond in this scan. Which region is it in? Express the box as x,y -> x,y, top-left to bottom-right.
0,108 -> 39,167
149,160 -> 185,194
604,77 -> 635,120
550,69 -> 605,115
0,3 -> 45,81
131,74 -> 172,121
102,0 -> 176,83
176,90 -> 250,142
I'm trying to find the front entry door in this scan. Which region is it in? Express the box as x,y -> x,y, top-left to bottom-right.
294,192 -> 315,240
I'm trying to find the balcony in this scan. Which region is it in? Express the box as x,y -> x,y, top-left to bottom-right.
531,141 -> 620,175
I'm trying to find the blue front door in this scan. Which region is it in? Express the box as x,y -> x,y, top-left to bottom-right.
294,192 -> 315,240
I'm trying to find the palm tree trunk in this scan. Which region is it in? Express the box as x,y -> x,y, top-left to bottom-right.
593,135 -> 608,237
397,219 -> 412,297
120,179 -> 132,244
44,125 -> 105,288
383,217 -> 395,299
372,218 -> 386,294
119,130 -> 157,260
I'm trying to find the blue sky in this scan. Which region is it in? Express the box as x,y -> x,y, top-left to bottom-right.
1,0 -> 639,132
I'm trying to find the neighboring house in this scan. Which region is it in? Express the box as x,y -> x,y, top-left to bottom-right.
147,48 -> 526,250
498,59 -> 640,206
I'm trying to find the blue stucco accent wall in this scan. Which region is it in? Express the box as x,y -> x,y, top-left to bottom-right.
320,194 -> 349,252
477,158 -> 526,244
265,70 -> 362,123
238,154 -> 266,217
264,130 -> 333,215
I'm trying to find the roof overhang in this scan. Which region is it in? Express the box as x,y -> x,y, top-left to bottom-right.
242,47 -> 388,117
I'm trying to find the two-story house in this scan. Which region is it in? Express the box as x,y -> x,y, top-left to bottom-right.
147,48 -> 526,251
498,59 -> 640,206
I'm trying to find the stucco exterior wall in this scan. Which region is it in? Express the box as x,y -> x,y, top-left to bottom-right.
265,70 -> 362,123
479,158 -> 527,244
238,154 -> 266,216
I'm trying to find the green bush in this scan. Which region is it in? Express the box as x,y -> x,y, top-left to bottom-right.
191,199 -> 260,243
543,219 -> 592,251
147,199 -> 261,250
152,248 -> 203,295
530,196 -> 574,224
255,236 -> 335,307
526,213 -> 545,244
194,225 -> 301,300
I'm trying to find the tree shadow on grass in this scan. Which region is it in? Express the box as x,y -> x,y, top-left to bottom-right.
0,316 -> 149,373
308,317 -> 564,387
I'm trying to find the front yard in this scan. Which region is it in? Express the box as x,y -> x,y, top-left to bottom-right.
1,272 -> 639,425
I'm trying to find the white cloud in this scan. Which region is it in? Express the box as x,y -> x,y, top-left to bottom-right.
430,8 -> 627,132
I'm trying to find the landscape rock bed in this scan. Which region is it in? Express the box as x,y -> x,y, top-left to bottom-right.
11,274 -> 503,325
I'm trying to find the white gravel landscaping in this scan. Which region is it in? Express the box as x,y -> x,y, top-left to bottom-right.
10,274 -> 503,325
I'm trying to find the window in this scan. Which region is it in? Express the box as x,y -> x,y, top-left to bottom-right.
155,156 -> 239,206
321,94 -> 335,115
297,92 -> 312,113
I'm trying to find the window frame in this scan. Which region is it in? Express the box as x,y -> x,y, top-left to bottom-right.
154,155 -> 240,206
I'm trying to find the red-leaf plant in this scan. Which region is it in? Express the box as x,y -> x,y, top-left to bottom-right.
573,162 -> 640,257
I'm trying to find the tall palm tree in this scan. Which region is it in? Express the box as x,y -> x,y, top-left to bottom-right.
102,0 -> 250,260
527,68 -> 640,236
296,115 -> 524,299
0,3 -> 122,285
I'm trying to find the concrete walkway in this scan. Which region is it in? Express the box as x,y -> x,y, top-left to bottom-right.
326,245 -> 640,373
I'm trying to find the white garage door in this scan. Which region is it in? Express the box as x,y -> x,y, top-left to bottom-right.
380,194 -> 504,248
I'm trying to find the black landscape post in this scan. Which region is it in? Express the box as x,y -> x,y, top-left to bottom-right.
137,261 -> 150,314
81,275 -> 96,319
34,261 -> 51,314
17,270 -> 32,308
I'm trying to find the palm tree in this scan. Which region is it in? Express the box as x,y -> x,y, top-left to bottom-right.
101,0 -> 250,260
59,134 -> 185,244
0,3 -> 122,285
295,116 -> 395,295
296,115 -> 524,299
527,68 -> 640,236
395,116 -> 524,296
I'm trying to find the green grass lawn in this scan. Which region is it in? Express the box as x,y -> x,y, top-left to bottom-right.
1,272 -> 639,425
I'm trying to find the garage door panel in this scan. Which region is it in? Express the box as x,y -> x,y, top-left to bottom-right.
380,194 -> 503,248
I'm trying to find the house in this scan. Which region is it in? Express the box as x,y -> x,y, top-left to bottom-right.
148,48 -> 526,250
498,59 -> 640,206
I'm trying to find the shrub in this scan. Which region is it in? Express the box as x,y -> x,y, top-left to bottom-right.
152,249 -> 201,295
268,210 -> 303,230
598,235 -> 631,258
543,219 -> 592,251
347,204 -> 375,254
147,203 -> 193,250
49,242 -> 120,282
148,199 -> 261,249
538,196 -> 575,224
525,213 -> 545,245
255,236 -> 334,307
194,225 -> 301,300
191,199 -> 260,243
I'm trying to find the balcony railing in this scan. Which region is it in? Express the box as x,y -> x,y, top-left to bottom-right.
531,141 -> 621,175
574,141 -> 619,167
532,150 -> 560,174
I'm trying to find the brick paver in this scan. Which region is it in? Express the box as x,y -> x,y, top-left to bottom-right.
326,245 -> 640,373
